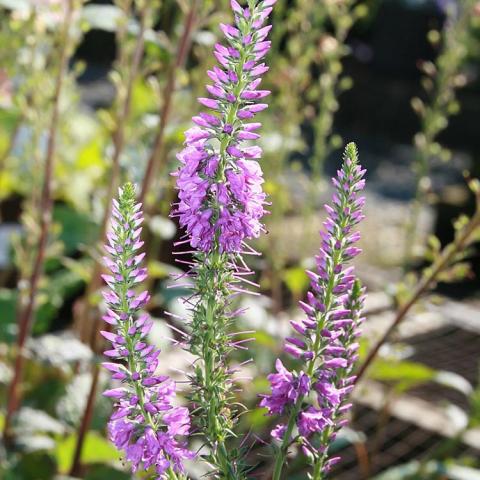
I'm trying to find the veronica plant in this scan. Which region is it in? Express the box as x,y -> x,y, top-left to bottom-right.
260,143 -> 366,479
406,0 -> 476,262
171,0 -> 275,476
101,183 -> 194,479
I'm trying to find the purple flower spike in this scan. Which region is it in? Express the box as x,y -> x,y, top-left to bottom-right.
169,1 -> 276,476
102,183 -> 194,478
172,0 -> 275,254
261,144 -> 367,478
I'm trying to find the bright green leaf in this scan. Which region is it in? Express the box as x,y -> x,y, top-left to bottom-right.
55,432 -> 120,474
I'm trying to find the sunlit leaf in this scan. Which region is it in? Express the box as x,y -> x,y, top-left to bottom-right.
282,267 -> 309,299
148,215 -> 176,240
55,432 -> 120,474
369,359 -> 436,392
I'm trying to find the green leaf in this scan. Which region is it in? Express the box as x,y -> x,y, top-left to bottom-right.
282,267 -> 309,299
250,330 -> 277,349
329,427 -> 366,453
55,432 -> 120,474
447,464 -> 480,480
374,460 -> 480,480
85,465 -> 130,480
148,260 -> 182,280
244,407 -> 271,431
0,0 -> 29,11
434,371 -> 473,396
148,215 -> 176,240
131,79 -> 158,117
7,452 -> 57,480
0,288 -> 17,342
76,135 -> 106,173
33,268 -> 85,335
53,205 -> 99,255
369,359 -> 436,392
373,460 -> 429,479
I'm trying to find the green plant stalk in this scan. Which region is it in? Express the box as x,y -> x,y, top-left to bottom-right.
72,185 -> 182,479
189,85 -> 245,475
190,251 -> 240,479
271,262 -> 336,480
272,167 -> 361,480
186,4 -> 271,475
405,1 -> 474,263
357,197 -> 480,383
3,0 -> 75,445
310,1 -> 355,179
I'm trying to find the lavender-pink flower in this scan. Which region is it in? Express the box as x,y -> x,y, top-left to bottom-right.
260,143 -> 367,480
170,1 -> 276,477
172,0 -> 276,254
102,183 -> 194,479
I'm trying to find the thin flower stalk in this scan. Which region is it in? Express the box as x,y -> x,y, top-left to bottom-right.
3,0 -> 76,444
406,0 -> 475,262
70,3 -> 156,471
101,183 -> 194,479
171,0 -> 276,477
357,177 -> 480,383
139,0 -> 199,205
310,0 -> 358,179
260,143 -> 367,480
75,0 -> 154,347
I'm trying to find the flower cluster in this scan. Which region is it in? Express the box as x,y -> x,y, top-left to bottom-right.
169,1 -> 276,476
172,0 -> 277,253
102,183 -> 194,478
260,143 -> 366,477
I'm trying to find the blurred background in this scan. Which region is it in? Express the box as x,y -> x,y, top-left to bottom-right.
0,0 -> 480,478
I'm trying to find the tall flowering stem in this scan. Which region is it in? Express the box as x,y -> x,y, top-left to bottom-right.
171,0 -> 275,477
406,0 -> 475,262
3,0 -> 76,444
101,183 -> 194,479
260,143 -> 366,480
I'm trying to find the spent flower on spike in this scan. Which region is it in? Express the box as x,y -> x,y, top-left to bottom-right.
102,183 -> 194,479
170,0 -> 276,477
260,143 -> 367,480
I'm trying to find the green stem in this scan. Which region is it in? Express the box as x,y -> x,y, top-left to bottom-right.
196,255 -> 238,479
272,151 -> 362,478
189,5 -> 271,478
272,408 -> 299,480
272,217 -> 345,480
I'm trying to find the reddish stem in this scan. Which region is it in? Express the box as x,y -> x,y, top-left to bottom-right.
139,0 -> 199,205
3,0 -> 74,444
74,5 -> 148,347
69,6 -> 149,472
355,204 -> 480,383
69,364 -> 100,476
